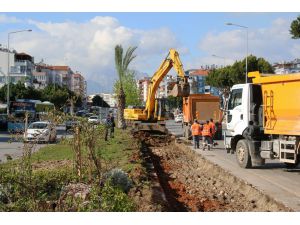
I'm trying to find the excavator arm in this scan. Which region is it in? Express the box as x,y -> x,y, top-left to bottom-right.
124,48 -> 190,123
144,49 -> 190,120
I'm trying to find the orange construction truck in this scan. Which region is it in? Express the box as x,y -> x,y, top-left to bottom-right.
182,93 -> 222,139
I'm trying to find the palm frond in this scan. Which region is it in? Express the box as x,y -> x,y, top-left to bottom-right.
115,45 -> 125,88
123,46 -> 137,71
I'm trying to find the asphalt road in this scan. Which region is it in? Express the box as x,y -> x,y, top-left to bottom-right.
166,120 -> 300,211
0,126 -> 70,163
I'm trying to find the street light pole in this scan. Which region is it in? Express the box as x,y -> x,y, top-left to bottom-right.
225,22 -> 248,83
212,54 -> 226,67
6,29 -> 32,115
246,27 -> 248,83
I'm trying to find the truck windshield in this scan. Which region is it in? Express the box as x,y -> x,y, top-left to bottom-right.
228,89 -> 243,110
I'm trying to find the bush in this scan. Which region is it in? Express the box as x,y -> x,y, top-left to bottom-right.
0,168 -> 76,211
59,181 -> 136,212
33,169 -> 76,201
104,168 -> 132,193
100,181 -> 136,212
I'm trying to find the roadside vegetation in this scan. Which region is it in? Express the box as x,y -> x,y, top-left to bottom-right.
206,55 -> 274,94
0,117 -> 147,212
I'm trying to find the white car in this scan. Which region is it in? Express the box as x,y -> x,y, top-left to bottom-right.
24,121 -> 57,143
175,114 -> 183,123
88,116 -> 100,124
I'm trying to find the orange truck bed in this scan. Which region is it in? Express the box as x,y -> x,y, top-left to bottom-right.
182,94 -> 222,139
249,71 -> 300,136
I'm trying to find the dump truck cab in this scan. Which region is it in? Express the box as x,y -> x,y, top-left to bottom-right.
225,83 -> 249,139
225,83 -> 263,146
225,72 -> 300,168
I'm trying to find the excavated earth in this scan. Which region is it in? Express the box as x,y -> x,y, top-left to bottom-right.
132,131 -> 292,212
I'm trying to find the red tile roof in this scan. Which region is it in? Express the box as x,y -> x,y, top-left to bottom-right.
49,66 -> 70,71
189,69 -> 210,76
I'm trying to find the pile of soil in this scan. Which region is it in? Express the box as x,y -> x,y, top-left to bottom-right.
32,160 -> 72,171
135,131 -> 291,212
128,132 -> 170,211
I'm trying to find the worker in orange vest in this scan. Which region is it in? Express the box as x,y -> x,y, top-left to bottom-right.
209,118 -> 218,146
191,119 -> 201,149
202,120 -> 213,151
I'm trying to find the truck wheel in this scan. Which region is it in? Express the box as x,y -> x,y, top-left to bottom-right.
284,156 -> 299,168
236,139 -> 252,168
284,157 -> 300,169
284,163 -> 298,168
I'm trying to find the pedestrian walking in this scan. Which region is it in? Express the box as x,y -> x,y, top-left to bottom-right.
110,112 -> 115,138
104,114 -> 112,141
202,120 -> 213,151
191,119 -> 201,149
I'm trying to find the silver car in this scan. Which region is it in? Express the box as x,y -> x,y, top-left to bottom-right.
24,121 -> 57,143
88,116 -> 101,124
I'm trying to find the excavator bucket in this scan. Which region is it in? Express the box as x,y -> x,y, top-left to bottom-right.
169,81 -> 190,97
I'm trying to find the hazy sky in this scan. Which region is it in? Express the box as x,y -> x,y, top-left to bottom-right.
0,12 -> 299,94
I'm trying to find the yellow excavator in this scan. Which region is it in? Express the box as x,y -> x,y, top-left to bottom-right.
124,48 -> 190,132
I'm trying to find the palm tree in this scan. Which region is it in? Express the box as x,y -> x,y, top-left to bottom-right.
114,45 -> 137,129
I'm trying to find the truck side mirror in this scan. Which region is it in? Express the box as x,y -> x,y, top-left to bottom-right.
219,95 -> 229,112
219,97 -> 224,111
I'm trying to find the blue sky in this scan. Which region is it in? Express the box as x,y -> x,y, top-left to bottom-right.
1,12 -> 299,93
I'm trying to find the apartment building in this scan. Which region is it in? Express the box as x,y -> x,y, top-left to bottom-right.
32,70 -> 48,89
46,65 -> 73,87
99,93 -> 117,107
0,47 -> 15,87
273,59 -> 300,74
0,49 -> 34,88
186,69 -> 219,96
88,93 -> 116,108
137,77 -> 150,103
70,72 -> 86,98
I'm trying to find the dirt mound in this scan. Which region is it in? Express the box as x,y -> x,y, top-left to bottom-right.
32,160 -> 72,171
136,131 -> 291,212
57,183 -> 91,211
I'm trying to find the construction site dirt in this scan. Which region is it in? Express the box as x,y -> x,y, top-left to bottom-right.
132,131 -> 292,212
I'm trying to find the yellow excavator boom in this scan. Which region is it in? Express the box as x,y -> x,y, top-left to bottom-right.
124,48 -> 190,123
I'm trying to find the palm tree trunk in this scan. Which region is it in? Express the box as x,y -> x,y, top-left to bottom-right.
117,88 -> 126,129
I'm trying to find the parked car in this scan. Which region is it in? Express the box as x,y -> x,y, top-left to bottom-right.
174,114 -> 183,123
85,113 -> 94,118
76,110 -> 87,117
24,121 -> 56,143
65,119 -> 79,131
88,116 -> 100,124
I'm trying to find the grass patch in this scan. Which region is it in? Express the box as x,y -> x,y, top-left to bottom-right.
1,128 -> 140,172
31,144 -> 73,162
97,129 -> 141,172
29,128 -> 139,168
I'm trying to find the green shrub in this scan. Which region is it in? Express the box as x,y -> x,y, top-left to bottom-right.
104,168 -> 132,193
100,181 -> 136,212
0,168 -> 76,211
32,169 -> 76,201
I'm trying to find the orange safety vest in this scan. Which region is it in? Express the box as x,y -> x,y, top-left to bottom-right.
209,122 -> 216,135
191,123 -> 201,136
202,124 -> 212,137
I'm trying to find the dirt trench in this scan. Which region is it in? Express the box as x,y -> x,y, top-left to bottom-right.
133,131 -> 292,212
